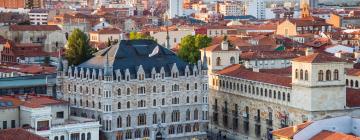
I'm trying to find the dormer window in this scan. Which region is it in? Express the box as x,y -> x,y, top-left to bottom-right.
138,74 -> 144,80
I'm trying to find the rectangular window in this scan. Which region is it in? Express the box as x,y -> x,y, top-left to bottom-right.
3,121 -> 7,129
56,111 -> 64,119
11,120 -> 15,128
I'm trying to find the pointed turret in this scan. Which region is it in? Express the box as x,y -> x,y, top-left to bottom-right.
202,48 -> 208,70
104,53 -> 111,77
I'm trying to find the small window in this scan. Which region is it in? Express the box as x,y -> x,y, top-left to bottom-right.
56,111 -> 64,118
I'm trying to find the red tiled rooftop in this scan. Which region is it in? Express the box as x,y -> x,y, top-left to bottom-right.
240,51 -> 301,60
0,95 -> 67,109
216,64 -> 292,87
310,130 -> 360,140
292,53 -> 348,63
90,28 -> 121,34
346,68 -> 360,77
0,128 -> 47,140
272,122 -> 312,139
10,25 -> 61,31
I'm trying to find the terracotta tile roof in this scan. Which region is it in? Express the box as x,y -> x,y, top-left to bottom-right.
346,88 -> 360,107
0,96 -> 24,109
204,44 -> 238,52
292,53 -> 348,63
240,51 -> 301,60
288,19 -> 330,26
0,128 -> 47,140
272,122 -> 312,138
0,95 -> 67,109
346,68 -> 360,76
310,130 -> 360,140
90,28 -> 121,34
216,64 -> 292,87
10,25 -> 61,31
259,67 -> 292,76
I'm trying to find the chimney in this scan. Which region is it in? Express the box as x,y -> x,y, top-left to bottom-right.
305,47 -> 314,56
293,125 -> 298,133
221,40 -> 229,50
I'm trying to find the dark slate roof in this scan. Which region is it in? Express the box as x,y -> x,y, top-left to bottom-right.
78,40 -> 193,77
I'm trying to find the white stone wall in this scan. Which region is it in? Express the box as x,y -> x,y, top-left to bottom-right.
0,108 -> 19,129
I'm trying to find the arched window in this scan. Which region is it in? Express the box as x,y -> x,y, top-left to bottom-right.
162,98 -> 165,105
193,123 -> 199,131
216,57 -> 221,66
300,69 -> 304,80
186,109 -> 191,120
356,81 -> 359,87
326,70 -> 331,81
143,128 -> 150,137
126,115 -> 131,127
98,102 -> 101,109
152,113 -> 157,124
168,125 -> 175,134
127,101 -> 130,108
125,130 -> 132,139
177,125 -> 183,133
117,88 -> 121,95
230,56 -> 235,64
351,80 -> 354,87
295,69 -> 299,79
194,96 -> 198,102
117,116 -> 122,128
153,99 -> 156,106
161,111 -> 166,123
185,124 -> 191,132
118,102 -> 121,109
187,96 -> 190,103
55,136 -> 59,140
346,79 -> 349,86
61,136 -> 65,140
318,70 -> 324,81
135,129 -> 141,138
81,133 -> 85,140
161,85 -> 165,92
87,132 -> 91,140
126,88 -> 130,95
305,70 -> 308,80
287,93 -> 290,102
334,69 -> 339,80
194,109 -> 199,120
153,86 -> 156,92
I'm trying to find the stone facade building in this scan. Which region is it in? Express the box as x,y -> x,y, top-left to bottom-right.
56,40 -> 209,140
208,52 -> 360,140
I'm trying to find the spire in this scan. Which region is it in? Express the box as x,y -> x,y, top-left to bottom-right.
165,14 -> 170,49
104,52 -> 111,76
56,47 -> 63,72
202,48 -> 208,70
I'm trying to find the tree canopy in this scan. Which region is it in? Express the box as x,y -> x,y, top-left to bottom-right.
129,32 -> 154,40
177,35 -> 212,64
65,29 -> 96,66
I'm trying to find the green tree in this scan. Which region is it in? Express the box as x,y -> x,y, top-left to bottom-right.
65,29 -> 96,66
177,35 -> 212,63
129,32 -> 154,40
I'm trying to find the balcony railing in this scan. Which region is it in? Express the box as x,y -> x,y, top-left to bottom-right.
37,126 -> 50,131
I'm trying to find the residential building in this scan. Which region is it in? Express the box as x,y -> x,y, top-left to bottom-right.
327,11 -> 360,28
217,2 -> 243,16
272,116 -> 360,140
57,40 -> 209,140
240,51 -> 301,69
89,28 -> 122,50
0,74 -> 56,96
245,0 -> 266,20
29,9 -> 49,25
169,0 -> 184,18
0,94 -> 101,140
149,27 -> 194,49
0,0 -> 43,9
5,25 -> 66,53
276,18 -> 332,37
208,52 -> 360,139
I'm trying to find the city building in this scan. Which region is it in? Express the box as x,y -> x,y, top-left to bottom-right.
245,0 -> 266,20
29,9 -> 49,25
149,26 -> 195,49
168,0 -> 184,19
300,0 -> 318,9
0,94 -> 100,140
208,51 -> 360,139
89,27 -> 122,50
57,39 -> 209,140
276,18 -> 332,37
272,116 -> 360,140
327,11 -> 360,28
0,0 -> 43,9
217,2 -> 243,16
